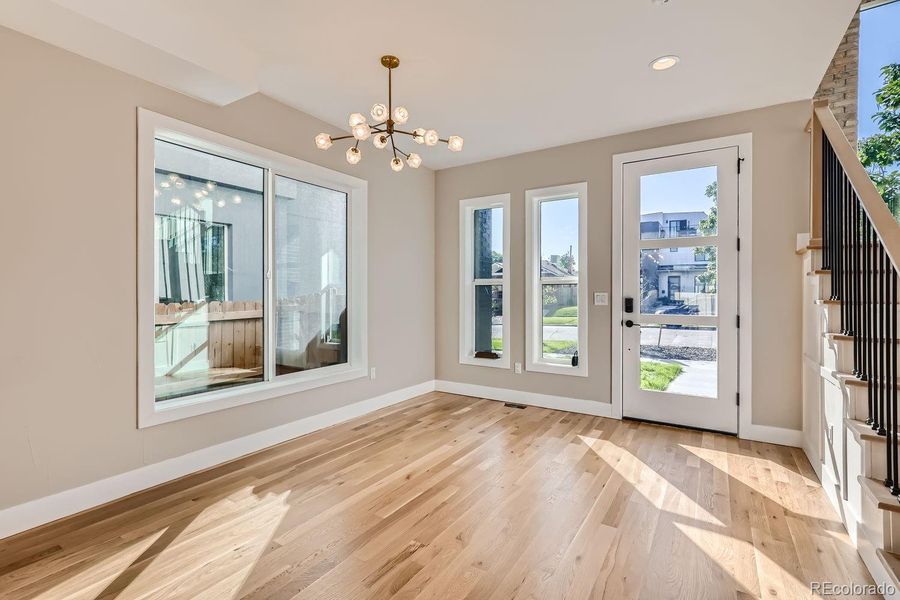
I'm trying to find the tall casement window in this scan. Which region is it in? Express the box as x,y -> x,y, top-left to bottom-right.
525,182 -> 588,376
459,194 -> 510,368
138,109 -> 367,427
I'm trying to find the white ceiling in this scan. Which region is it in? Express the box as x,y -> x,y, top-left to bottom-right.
1,0 -> 859,169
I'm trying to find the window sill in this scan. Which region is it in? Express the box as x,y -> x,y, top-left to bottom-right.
459,354 -> 511,370
138,364 -> 368,428
526,360 -> 588,377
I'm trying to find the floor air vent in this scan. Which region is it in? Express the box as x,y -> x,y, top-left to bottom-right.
504,402 -> 527,409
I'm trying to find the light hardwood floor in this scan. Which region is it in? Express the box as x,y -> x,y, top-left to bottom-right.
0,392 -> 879,599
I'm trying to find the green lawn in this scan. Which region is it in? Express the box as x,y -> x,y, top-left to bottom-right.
553,306 -> 578,317
492,338 -> 577,357
542,316 -> 578,326
542,340 -> 577,355
640,360 -> 684,391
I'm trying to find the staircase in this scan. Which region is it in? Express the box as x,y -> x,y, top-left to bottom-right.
802,99 -> 900,598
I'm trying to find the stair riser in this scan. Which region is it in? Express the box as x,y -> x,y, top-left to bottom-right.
851,432 -> 889,480
823,338 -> 854,372
859,485 -> 900,554
811,274 -> 831,301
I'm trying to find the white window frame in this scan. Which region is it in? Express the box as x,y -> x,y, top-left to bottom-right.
525,182 -> 588,377
459,194 -> 511,369
137,108 -> 368,428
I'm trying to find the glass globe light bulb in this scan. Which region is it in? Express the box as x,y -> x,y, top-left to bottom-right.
373,134 -> 388,149
348,113 -> 367,128
370,103 -> 388,122
412,128 -> 426,144
390,157 -> 404,172
407,153 -> 422,169
346,146 -> 362,165
424,129 -> 439,146
447,135 -> 464,152
352,123 -> 371,141
315,133 -> 333,150
392,106 -> 409,125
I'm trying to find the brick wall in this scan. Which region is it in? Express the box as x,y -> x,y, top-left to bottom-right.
814,5 -> 860,144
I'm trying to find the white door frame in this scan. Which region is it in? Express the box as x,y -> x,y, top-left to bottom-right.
611,133 -> 753,436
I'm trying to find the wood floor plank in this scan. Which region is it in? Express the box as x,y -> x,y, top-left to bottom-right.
0,393 -> 879,599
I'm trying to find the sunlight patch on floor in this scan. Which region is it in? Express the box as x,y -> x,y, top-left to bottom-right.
23,487 -> 291,600
578,434 -> 725,527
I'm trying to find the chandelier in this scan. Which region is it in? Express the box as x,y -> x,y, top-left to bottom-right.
314,55 -> 463,172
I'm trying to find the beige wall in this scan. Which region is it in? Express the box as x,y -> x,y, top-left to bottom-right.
0,27 -> 435,510
435,101 -> 810,430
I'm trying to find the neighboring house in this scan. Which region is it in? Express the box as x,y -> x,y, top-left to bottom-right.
640,211 -> 714,309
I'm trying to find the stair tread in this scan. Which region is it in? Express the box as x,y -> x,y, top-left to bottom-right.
858,475 -> 900,512
824,332 -> 900,344
815,299 -> 899,305
845,417 -> 886,441
878,549 -> 900,586
831,371 -> 900,388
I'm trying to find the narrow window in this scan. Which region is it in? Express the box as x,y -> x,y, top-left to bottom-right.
526,183 -> 588,376
459,194 -> 510,368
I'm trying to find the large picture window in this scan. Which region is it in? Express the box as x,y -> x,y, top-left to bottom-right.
138,110 -> 367,427
459,194 -> 510,368
525,183 -> 588,376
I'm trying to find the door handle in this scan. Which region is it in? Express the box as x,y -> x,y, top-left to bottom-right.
624,320 -> 641,328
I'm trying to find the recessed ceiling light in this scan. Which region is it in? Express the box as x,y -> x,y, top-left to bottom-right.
650,55 -> 680,71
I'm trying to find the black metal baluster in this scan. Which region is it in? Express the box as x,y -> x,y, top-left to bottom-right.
889,254 -> 897,490
822,135 -> 834,270
874,241 -> 888,435
853,193 -> 860,376
868,221 -> 875,427
883,252 -> 897,491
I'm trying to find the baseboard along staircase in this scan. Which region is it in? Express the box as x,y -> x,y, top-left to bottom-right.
802,99 -> 900,598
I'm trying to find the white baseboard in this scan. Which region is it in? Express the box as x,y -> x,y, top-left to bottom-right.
435,380 -> 615,418
739,422 -> 804,447
0,380 -> 436,540
436,380 -> 802,446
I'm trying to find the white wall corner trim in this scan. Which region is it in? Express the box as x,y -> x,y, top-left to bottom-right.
0,380 -> 436,541
434,380 -> 614,418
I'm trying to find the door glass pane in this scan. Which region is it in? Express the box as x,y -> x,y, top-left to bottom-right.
474,207 -> 503,279
474,284 -> 503,355
153,139 -> 265,402
274,176 -> 348,376
640,166 -> 718,240
640,247 -> 717,316
541,283 -> 578,361
540,197 -> 579,277
639,325 -> 717,398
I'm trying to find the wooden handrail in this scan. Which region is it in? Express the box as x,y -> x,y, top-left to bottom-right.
813,103 -> 900,274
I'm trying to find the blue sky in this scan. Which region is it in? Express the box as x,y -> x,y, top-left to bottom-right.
859,1 -> 900,139
541,198 -> 579,262
640,166 -> 717,216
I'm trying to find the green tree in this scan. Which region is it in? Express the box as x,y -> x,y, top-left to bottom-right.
858,64 -> 900,217
696,182 -> 717,292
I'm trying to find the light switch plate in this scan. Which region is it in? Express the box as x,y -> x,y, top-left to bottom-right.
594,292 -> 609,306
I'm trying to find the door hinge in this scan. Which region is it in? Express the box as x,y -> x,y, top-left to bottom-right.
736,392 -> 740,406
737,157 -> 744,174
736,314 -> 741,328
737,237 -> 741,251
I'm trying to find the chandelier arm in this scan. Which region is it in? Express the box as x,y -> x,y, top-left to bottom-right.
392,129 -> 417,137
390,135 -> 397,159
394,146 -> 410,159
330,135 -> 354,142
